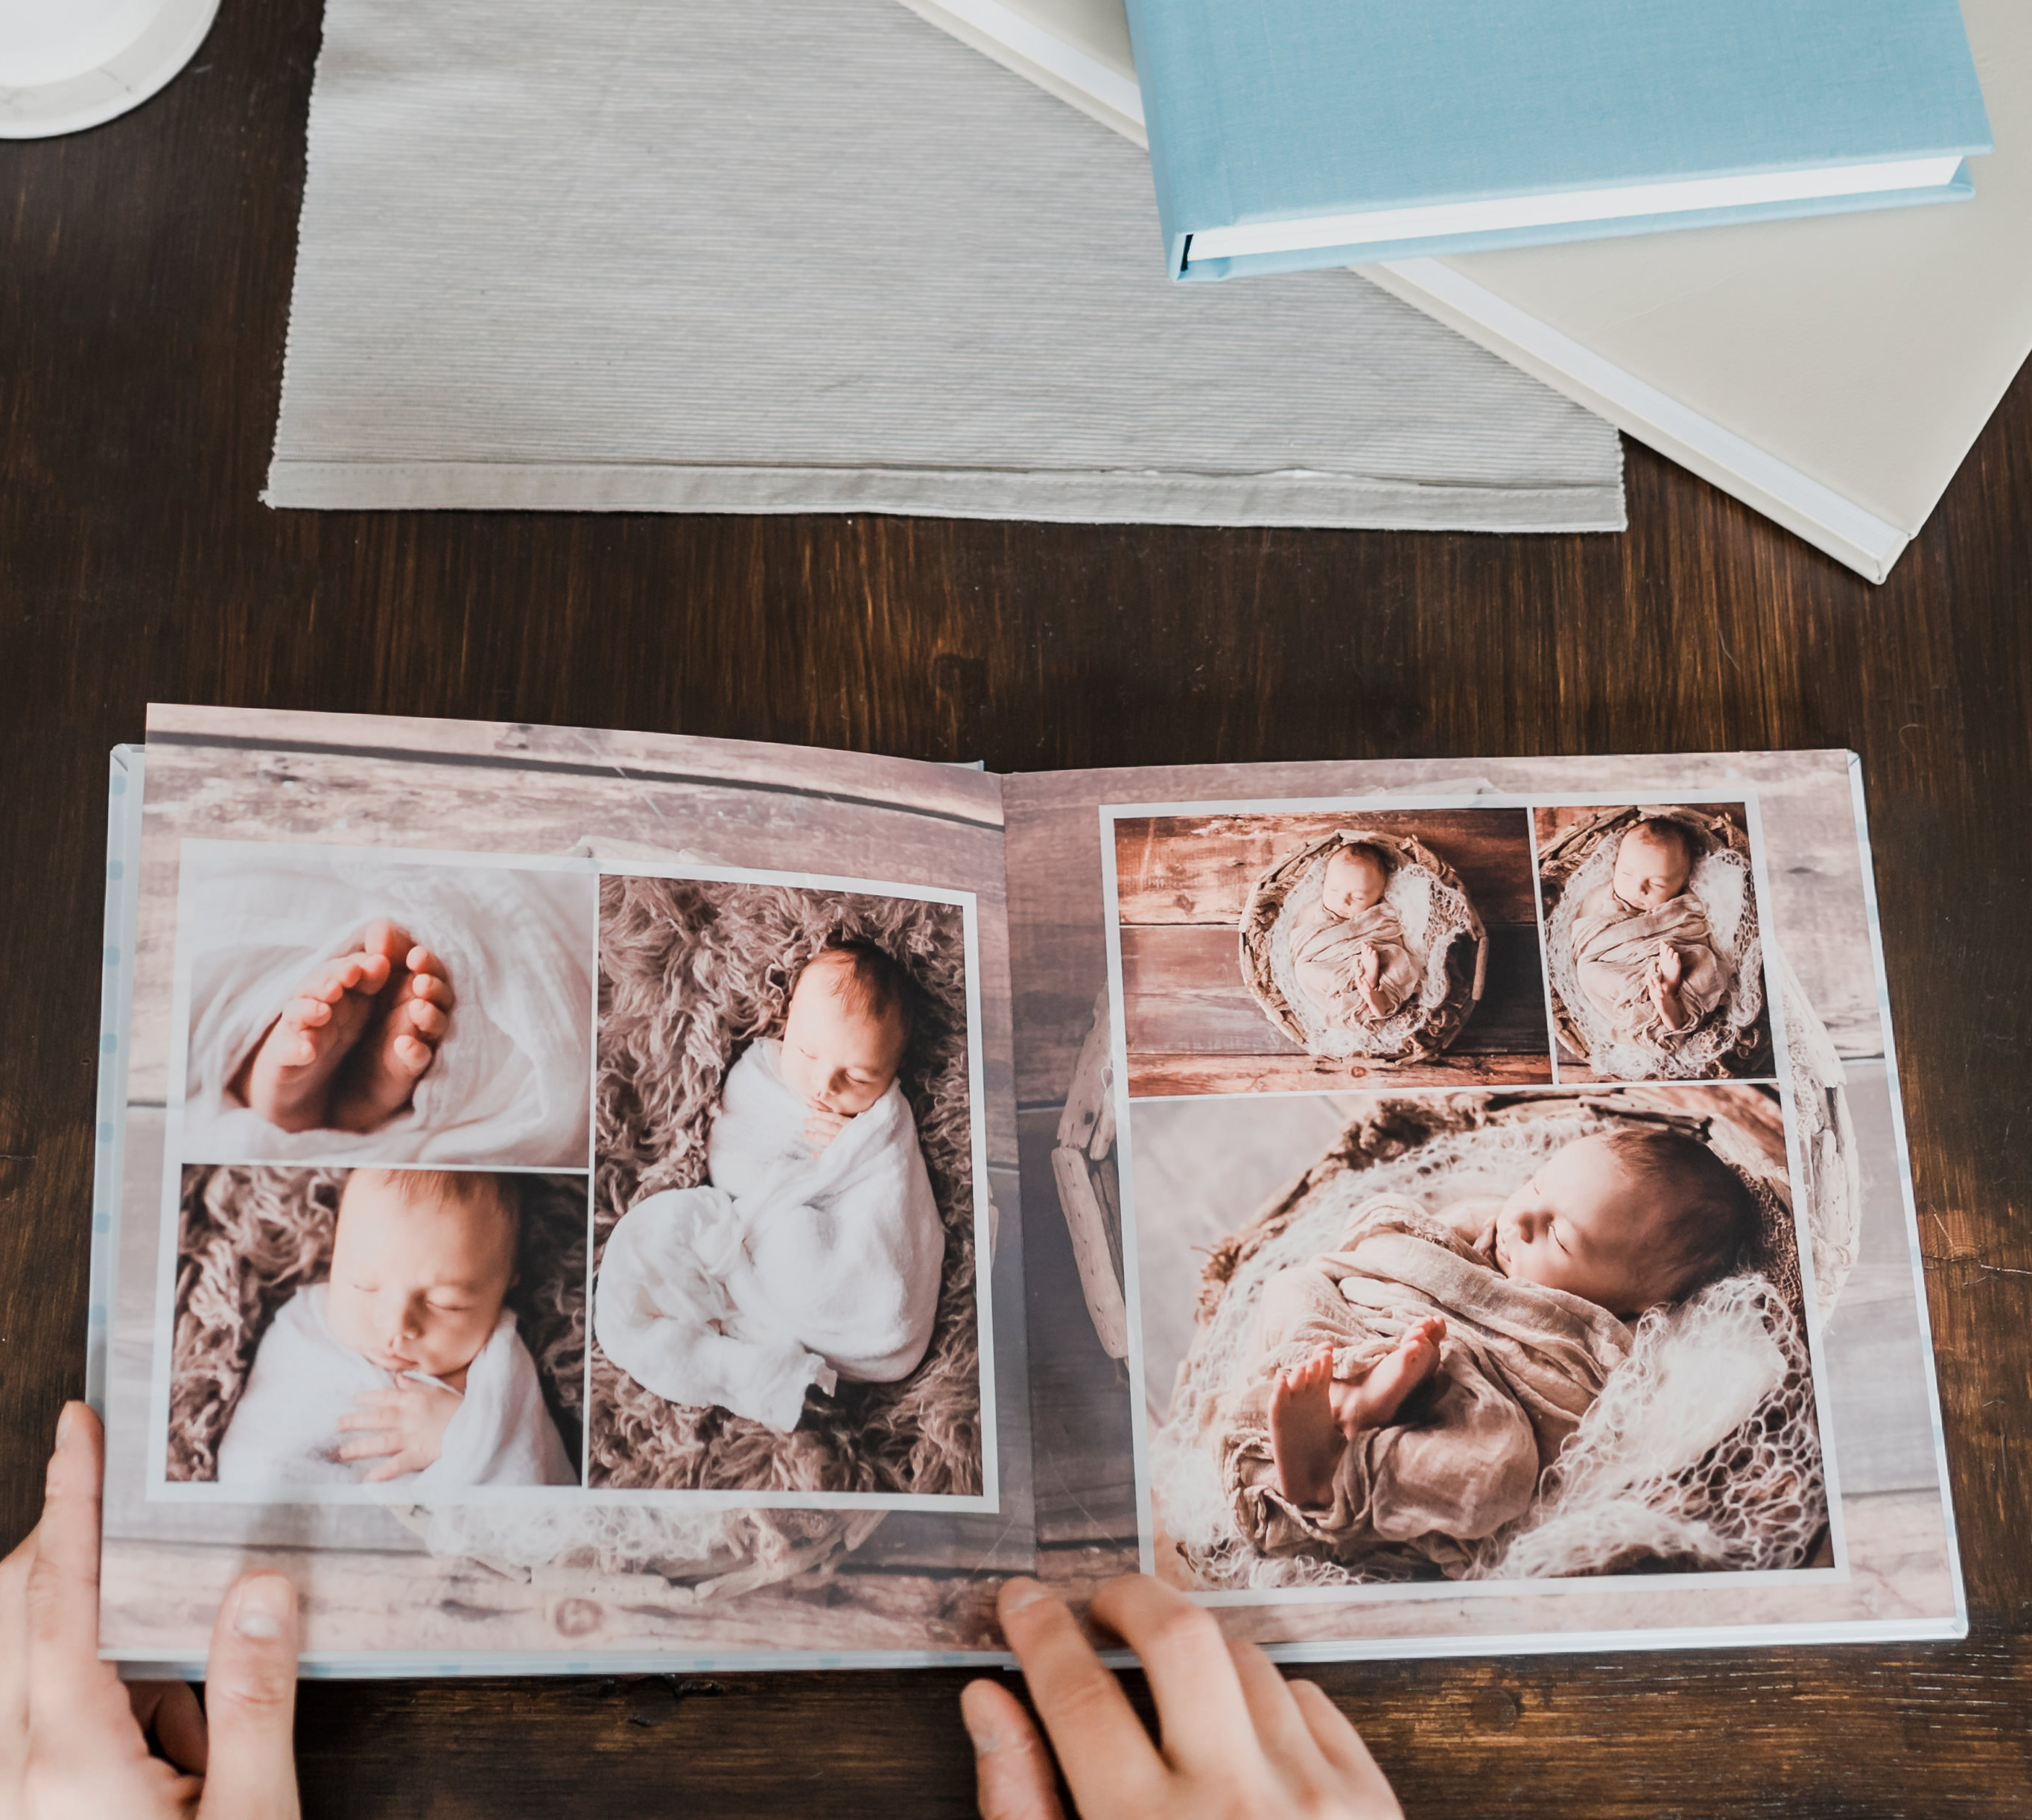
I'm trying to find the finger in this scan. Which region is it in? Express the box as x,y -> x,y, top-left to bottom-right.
1225,1638 -> 1325,1772
361,1459 -> 413,1484
996,1579 -> 1165,1817
0,1524 -> 35,1789
132,1679 -> 210,1775
335,1437 -> 397,1460
23,1405 -> 111,1725
198,1575 -> 301,1820
1087,1576 -> 1260,1776
962,1679 -> 1067,1820
1289,1681 -> 1403,1816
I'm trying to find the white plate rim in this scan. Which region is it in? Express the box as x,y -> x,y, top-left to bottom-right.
0,0 -> 222,139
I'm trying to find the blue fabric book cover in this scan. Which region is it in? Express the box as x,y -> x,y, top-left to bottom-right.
1123,0 -> 1993,281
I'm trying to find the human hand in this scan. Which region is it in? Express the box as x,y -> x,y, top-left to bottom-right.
0,1402 -> 302,1819
336,1378 -> 463,1481
962,1574 -> 1401,1819
804,1104 -> 849,1152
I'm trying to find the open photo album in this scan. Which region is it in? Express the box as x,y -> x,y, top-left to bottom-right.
89,706 -> 1963,1675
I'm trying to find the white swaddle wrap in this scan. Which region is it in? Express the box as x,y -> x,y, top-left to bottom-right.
180,850 -> 594,1165
215,1285 -> 576,1488
595,1041 -> 944,1433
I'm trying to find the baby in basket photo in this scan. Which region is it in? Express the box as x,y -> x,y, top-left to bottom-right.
1226,1125 -> 1759,1574
594,941 -> 946,1434
215,1168 -> 577,1489
1285,842 -> 1420,1029
1569,818 -> 1734,1046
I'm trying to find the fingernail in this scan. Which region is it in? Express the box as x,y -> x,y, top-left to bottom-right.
55,1404 -> 76,1448
959,1684 -> 1002,1754
1000,1576 -> 1048,1615
232,1575 -> 295,1641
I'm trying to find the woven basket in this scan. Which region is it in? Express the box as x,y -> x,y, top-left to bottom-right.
1538,805 -> 1767,1080
1239,830 -> 1488,1064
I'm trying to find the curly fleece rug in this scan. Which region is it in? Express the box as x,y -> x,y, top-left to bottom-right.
588,874 -> 982,1496
168,1165 -> 588,1482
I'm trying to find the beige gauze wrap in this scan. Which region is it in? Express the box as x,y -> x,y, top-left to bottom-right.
1286,898 -> 1422,1028
1221,1197 -> 1633,1577
1570,890 -> 1734,1044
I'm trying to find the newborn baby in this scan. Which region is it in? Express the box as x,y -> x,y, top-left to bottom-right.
1569,821 -> 1733,1045
595,942 -> 945,1434
227,918 -> 457,1135
216,1168 -> 575,1488
1286,843 -> 1420,1028
1222,1127 -> 1758,1574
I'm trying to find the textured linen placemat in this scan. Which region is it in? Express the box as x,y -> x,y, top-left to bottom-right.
264,0 -> 1623,528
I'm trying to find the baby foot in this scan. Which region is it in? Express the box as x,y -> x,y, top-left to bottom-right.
1269,1345 -> 1346,1509
230,943 -> 397,1132
1329,1316 -> 1447,1434
328,931 -> 455,1133
1650,942 -> 1689,1031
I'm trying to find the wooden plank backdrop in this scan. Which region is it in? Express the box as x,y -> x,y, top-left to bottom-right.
5,0 -> 2032,1808
1112,808 -> 1555,1095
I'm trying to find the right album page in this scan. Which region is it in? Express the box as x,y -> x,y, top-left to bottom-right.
1003,750 -> 1962,1659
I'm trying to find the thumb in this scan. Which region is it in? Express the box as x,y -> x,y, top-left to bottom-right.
197,1574 -> 302,1820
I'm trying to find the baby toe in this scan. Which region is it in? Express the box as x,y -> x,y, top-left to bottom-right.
390,1033 -> 434,1075
407,1001 -> 448,1041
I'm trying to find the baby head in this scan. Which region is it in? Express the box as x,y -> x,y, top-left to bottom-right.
324,1168 -> 519,1381
779,941 -> 915,1118
1493,1128 -> 1757,1317
1319,843 -> 1390,920
1611,819 -> 1699,911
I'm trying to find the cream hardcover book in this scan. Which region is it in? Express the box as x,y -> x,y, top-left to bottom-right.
905,0 -> 2032,581
91,708 -> 1960,1673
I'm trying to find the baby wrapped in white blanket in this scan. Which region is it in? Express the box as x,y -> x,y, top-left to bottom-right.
215,1170 -> 575,1489
596,946 -> 944,1434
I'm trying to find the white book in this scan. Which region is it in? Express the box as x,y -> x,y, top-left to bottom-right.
905,0 -> 2032,582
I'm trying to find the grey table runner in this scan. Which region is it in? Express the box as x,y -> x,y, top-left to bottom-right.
266,0 -> 1624,529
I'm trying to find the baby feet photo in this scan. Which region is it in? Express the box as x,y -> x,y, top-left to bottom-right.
180,845 -> 597,1167
231,920 -> 457,1134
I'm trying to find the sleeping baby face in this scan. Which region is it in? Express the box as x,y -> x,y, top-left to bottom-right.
325,1169 -> 518,1384
1610,823 -> 1694,911
1319,846 -> 1388,920
1493,1133 -> 1714,1317
779,947 -> 912,1119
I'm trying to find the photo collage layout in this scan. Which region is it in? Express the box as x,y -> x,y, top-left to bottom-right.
156,842 -> 992,1512
1099,795 -> 1830,1600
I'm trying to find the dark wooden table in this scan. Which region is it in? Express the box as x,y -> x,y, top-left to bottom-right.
4,1 -> 2029,1813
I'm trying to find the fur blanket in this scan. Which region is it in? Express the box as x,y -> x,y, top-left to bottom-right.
595,1042 -> 943,1432
216,1286 -> 575,1489
180,851 -> 594,1166
1222,1197 -> 1631,1577
590,876 -> 981,1496
168,1166 -> 586,1483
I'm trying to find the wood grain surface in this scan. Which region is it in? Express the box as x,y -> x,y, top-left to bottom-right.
3,0 -> 2030,1813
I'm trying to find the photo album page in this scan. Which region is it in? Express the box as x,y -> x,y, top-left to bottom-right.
90,710 -> 1963,1673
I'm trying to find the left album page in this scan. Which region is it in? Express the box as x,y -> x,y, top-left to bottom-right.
95,707 -> 1027,1675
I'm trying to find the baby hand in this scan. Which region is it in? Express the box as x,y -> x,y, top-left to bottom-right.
804,1104 -> 849,1151
336,1380 -> 463,1482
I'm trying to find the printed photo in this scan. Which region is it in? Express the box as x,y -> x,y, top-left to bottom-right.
1535,805 -> 1774,1081
1130,1084 -> 1827,1593
1108,806 -> 1554,1096
176,844 -> 597,1167
166,1165 -> 587,1492
585,872 -> 988,1501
